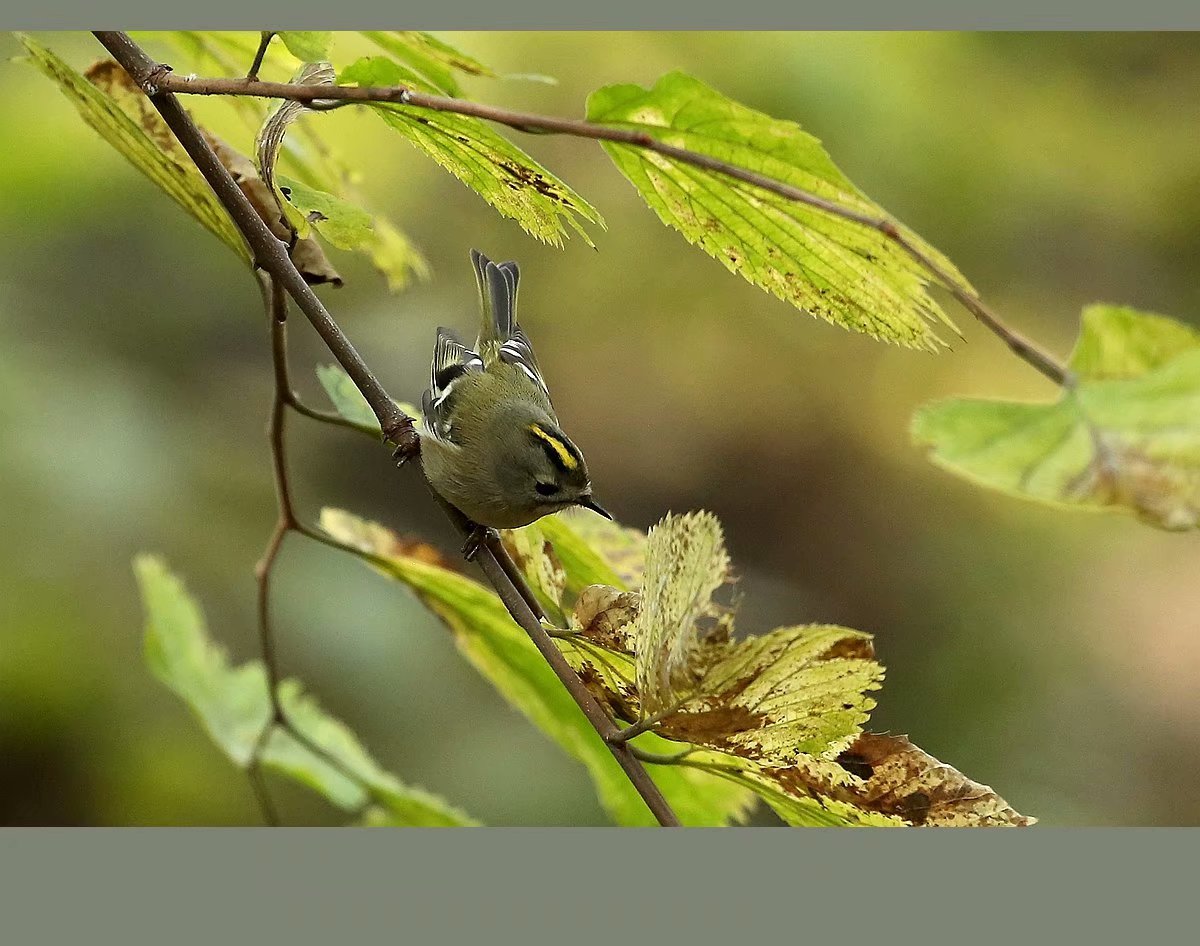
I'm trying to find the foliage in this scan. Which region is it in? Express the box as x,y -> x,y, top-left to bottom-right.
498,512 -> 1032,827
339,56 -> 603,247
914,304 -> 1200,530
587,71 -> 968,350
360,30 -> 496,95
319,509 -> 758,827
134,555 -> 476,825
138,30 -> 431,289
19,35 -> 249,262
30,30 -> 1197,826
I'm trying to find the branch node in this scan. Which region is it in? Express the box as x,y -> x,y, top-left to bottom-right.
141,62 -> 172,97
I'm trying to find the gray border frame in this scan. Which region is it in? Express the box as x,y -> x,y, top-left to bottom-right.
5,19 -> 1199,941
1,828 -> 1195,941
6,6 -> 1200,27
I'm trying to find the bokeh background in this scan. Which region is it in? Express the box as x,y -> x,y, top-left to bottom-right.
2,31 -> 1199,826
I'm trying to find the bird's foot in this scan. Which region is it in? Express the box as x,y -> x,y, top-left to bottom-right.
462,524 -> 497,562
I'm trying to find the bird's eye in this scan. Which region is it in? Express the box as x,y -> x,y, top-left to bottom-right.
535,481 -> 559,497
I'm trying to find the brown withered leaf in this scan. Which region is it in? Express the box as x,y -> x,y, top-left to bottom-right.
762,733 -> 1035,826
205,131 -> 344,287
569,649 -> 641,725
84,57 -> 341,286
690,732 -> 1034,827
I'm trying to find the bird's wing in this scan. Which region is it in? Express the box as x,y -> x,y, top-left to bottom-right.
422,327 -> 483,442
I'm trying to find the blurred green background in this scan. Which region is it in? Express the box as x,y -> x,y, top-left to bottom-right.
2,31 -> 1199,826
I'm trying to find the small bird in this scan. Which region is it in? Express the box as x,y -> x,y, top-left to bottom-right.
419,250 -> 611,553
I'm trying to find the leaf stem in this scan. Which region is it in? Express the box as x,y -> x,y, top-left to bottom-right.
95,30 -> 680,828
285,392 -> 378,437
629,745 -> 697,766
246,31 -> 275,82
134,57 -> 1069,385
609,712 -> 668,744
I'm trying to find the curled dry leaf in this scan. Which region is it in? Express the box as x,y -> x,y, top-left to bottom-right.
253,60 -> 377,255
768,732 -> 1034,826
81,55 -> 341,286
255,61 -> 337,201
571,584 -> 639,653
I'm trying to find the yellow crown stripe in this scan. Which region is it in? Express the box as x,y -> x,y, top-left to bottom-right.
529,424 -> 578,470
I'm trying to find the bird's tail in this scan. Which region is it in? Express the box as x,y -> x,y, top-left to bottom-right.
471,248 -> 520,348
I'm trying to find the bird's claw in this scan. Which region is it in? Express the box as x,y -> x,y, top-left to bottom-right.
388,421 -> 421,466
462,524 -> 496,562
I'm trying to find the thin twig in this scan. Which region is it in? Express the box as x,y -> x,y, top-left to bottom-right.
141,65 -> 1069,385
94,32 -> 418,455
95,31 -> 681,827
254,273 -> 296,715
249,272 -> 399,823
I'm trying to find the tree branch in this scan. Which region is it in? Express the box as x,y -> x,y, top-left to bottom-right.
136,60 -> 1069,386
95,30 -> 681,828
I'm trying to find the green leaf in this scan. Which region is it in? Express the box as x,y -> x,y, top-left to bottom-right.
340,57 -> 603,247
914,304 -> 1200,531
537,512 -> 643,595
134,555 -> 476,825
315,363 -> 420,436
364,216 -> 433,291
277,175 -> 375,249
500,527 -> 569,626
587,71 -> 968,350
277,31 -> 333,63
20,36 -> 248,263
1068,303 -> 1200,380
320,509 -> 757,826
361,30 -> 495,96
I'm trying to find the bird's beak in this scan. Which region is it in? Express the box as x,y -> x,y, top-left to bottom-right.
576,495 -> 613,520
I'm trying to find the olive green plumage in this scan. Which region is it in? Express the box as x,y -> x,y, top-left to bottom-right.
418,250 -> 610,530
